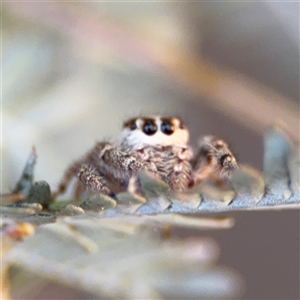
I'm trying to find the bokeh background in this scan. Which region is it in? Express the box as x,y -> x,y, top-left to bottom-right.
2,2 -> 299,299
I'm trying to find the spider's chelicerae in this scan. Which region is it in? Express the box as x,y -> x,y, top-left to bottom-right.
53,116 -> 238,199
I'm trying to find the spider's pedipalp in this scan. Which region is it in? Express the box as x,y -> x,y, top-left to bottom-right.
192,135 -> 238,186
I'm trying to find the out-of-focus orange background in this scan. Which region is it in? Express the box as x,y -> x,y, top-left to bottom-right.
2,3 -> 299,299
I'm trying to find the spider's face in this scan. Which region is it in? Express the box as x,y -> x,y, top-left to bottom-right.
120,116 -> 189,149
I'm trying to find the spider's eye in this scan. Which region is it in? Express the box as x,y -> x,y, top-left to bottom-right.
161,120 -> 174,135
129,122 -> 137,130
123,118 -> 137,130
143,119 -> 157,135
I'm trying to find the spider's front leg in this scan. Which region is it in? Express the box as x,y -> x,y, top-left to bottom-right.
78,164 -> 116,198
192,135 -> 238,186
100,144 -> 146,174
88,142 -> 160,197
52,142 -> 144,200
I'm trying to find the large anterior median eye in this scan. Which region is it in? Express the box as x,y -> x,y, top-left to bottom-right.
161,119 -> 174,135
143,119 -> 157,135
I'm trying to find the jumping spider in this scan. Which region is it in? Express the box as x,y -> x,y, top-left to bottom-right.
53,116 -> 238,199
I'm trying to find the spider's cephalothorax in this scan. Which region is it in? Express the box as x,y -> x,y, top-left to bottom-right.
119,116 -> 193,191
52,117 -> 238,199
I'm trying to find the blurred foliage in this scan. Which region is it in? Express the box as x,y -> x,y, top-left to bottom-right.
1,124 -> 299,299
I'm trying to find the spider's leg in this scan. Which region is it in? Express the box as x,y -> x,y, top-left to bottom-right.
52,161 -> 82,199
167,161 -> 192,191
101,145 -> 146,174
100,145 -> 160,190
192,135 -> 238,186
192,164 -> 214,186
164,148 -> 193,191
74,180 -> 85,199
78,164 -> 116,198
87,142 -> 151,176
127,175 -> 142,195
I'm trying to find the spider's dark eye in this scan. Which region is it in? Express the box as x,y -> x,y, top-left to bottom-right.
123,118 -> 137,130
161,120 -> 174,135
143,119 -> 157,135
129,122 -> 137,130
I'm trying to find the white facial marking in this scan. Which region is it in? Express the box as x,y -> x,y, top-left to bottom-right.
119,116 -> 189,149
